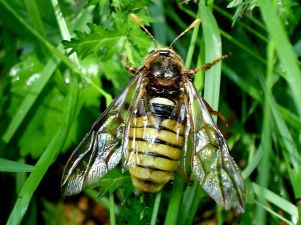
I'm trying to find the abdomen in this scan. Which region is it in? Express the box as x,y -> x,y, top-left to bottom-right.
127,97 -> 185,192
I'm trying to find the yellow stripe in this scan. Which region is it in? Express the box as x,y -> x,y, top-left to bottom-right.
127,153 -> 178,171
129,167 -> 173,183
129,127 -> 184,146
128,140 -> 181,160
130,176 -> 165,192
161,119 -> 184,132
130,116 -> 184,133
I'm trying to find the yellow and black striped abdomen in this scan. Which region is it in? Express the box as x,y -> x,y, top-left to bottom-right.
127,116 -> 185,192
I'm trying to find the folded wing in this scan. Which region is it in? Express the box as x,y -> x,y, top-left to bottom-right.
61,76 -> 142,196
183,77 -> 245,213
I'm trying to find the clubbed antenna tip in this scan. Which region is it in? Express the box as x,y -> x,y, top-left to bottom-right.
130,13 -> 159,49
169,19 -> 201,48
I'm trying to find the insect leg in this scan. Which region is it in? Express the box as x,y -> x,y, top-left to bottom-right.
189,53 -> 232,75
121,54 -> 138,75
201,97 -> 228,126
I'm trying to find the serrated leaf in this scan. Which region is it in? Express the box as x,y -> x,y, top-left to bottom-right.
120,193 -> 154,225
63,24 -> 127,59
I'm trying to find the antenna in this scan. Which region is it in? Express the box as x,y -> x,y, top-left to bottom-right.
169,19 -> 201,48
130,14 -> 159,49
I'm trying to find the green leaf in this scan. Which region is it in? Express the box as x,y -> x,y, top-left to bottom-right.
18,86 -> 66,158
63,23 -> 127,59
0,158 -> 34,172
42,200 -> 67,225
227,0 -> 242,8
7,129 -> 65,225
164,174 -> 184,225
96,169 -> 133,199
201,2 -> 222,111
251,182 -> 298,219
2,0 -> 301,224
6,76 -> 79,225
2,57 -> 59,145
258,0 -> 301,117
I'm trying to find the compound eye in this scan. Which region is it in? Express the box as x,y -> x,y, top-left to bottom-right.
151,61 -> 163,77
164,70 -> 175,78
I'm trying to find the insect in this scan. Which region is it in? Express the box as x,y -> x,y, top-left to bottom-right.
62,14 -> 245,213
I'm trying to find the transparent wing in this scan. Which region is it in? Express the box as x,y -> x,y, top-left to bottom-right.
61,75 -> 142,196
121,79 -> 149,169
183,78 -> 245,213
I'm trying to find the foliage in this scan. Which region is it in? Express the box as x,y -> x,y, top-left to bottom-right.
0,0 -> 301,224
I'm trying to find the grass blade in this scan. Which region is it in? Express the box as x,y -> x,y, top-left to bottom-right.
150,192 -> 162,225
0,158 -> 34,173
258,0 -> 301,117
252,182 -> 298,219
6,78 -> 78,225
255,40 -> 274,225
164,175 -> 184,225
109,191 -> 116,225
200,1 -> 222,111
178,2 -> 224,224
6,129 -> 64,225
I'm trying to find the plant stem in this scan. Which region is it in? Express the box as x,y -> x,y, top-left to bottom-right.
164,175 -> 184,225
150,192 -> 162,225
109,191 -> 116,225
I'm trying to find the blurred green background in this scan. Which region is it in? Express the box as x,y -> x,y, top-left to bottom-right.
0,0 -> 300,224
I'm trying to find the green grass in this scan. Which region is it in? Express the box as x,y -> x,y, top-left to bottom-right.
0,0 -> 300,224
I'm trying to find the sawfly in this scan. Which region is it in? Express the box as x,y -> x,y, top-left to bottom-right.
62,14 -> 245,213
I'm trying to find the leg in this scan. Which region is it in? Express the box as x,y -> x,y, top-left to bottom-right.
189,53 -> 231,75
202,97 -> 228,126
121,54 -> 138,75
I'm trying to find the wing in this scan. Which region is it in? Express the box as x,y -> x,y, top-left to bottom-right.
183,77 -> 245,213
61,75 -> 142,196
121,77 -> 149,169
